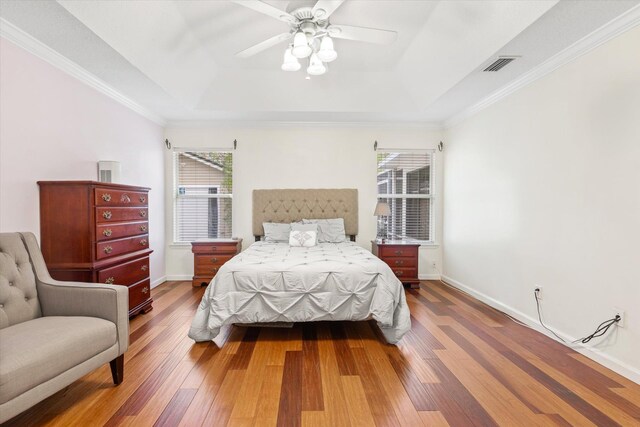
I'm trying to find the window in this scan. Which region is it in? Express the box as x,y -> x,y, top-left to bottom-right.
174,150 -> 233,243
377,150 -> 434,242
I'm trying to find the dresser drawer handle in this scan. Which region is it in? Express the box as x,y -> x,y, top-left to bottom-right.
140,239 -> 148,246
211,257 -> 218,263
141,265 -> 148,271
140,210 -> 147,218
140,196 -> 146,203
394,270 -> 403,276
394,250 -> 403,256
103,229 -> 112,237
212,267 -> 218,273
121,194 -> 131,203
140,225 -> 147,232
105,277 -> 115,284
103,211 -> 112,220
142,286 -> 149,294
104,246 -> 113,254
102,193 -> 112,202
394,260 -> 404,265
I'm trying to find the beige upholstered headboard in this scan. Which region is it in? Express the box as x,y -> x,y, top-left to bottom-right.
253,189 -> 358,237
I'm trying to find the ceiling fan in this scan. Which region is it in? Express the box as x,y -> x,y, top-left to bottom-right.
231,0 -> 397,76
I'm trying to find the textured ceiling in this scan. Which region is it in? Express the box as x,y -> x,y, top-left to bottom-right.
1,0 -> 638,123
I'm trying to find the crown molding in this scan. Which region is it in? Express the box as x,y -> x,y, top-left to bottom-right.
165,120 -> 445,130
444,4 -> 640,129
0,18 -> 166,126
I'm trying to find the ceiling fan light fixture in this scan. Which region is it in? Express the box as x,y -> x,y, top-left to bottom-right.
281,47 -> 301,71
317,36 -> 337,62
291,31 -> 312,58
307,53 -> 326,76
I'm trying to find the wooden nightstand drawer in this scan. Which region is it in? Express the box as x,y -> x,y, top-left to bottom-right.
194,254 -> 235,274
191,243 -> 240,254
383,257 -> 417,268
390,268 -> 418,279
378,246 -> 417,258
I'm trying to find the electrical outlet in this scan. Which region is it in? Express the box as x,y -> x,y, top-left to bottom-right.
534,286 -> 543,300
613,307 -> 625,328
431,261 -> 437,269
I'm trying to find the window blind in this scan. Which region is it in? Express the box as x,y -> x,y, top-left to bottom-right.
377,150 -> 434,242
174,151 -> 233,242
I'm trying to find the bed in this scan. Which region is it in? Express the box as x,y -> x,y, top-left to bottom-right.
188,189 -> 411,344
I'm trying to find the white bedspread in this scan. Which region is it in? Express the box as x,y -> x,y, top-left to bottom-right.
188,241 -> 411,344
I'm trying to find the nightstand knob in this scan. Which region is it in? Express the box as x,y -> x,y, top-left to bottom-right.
394,260 -> 404,265
212,267 -> 218,273
211,257 -> 218,263
141,265 -> 148,271
105,277 -> 115,284
394,250 -> 403,256
394,270 -> 403,276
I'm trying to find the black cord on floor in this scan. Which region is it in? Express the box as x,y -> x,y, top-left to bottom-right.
534,289 -> 621,345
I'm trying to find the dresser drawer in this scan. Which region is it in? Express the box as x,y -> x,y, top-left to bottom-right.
390,268 -> 418,279
96,221 -> 148,241
97,256 -> 149,285
192,243 -> 239,254
96,207 -> 148,223
129,279 -> 151,310
95,188 -> 148,207
383,257 -> 418,268
379,246 -> 417,258
96,234 -> 149,260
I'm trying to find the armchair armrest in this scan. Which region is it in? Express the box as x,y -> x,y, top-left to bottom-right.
19,232 -> 129,354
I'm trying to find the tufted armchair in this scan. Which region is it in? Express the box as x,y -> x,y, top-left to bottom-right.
0,232 -> 129,423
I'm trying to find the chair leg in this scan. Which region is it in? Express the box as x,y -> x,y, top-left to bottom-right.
109,354 -> 124,385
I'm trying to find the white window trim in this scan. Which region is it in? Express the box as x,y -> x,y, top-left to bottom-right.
377,148 -> 436,245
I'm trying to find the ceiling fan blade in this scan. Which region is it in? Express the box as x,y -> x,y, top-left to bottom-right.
230,0 -> 295,23
328,24 -> 397,45
312,0 -> 345,19
236,32 -> 293,58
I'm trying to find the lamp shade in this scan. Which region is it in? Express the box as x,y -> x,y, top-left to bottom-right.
291,31 -> 312,58
317,36 -> 337,62
374,201 -> 390,216
307,53 -> 326,76
281,47 -> 301,71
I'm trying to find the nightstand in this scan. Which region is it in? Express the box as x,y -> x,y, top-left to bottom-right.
372,240 -> 420,288
191,239 -> 242,287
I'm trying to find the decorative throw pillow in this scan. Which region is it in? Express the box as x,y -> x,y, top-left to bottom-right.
302,218 -> 347,243
289,230 -> 318,247
263,222 -> 291,242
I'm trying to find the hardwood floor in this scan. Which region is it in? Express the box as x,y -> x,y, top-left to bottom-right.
5,280 -> 640,426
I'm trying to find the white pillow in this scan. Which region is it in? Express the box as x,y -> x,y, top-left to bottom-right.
302,218 -> 347,243
263,222 -> 291,242
289,230 -> 318,247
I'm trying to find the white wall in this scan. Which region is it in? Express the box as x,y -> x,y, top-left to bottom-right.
443,26 -> 640,380
164,125 -> 444,279
0,38 -> 166,286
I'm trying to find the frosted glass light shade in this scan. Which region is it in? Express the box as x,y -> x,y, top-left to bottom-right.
307,53 -> 326,76
317,36 -> 337,62
281,47 -> 301,71
291,31 -> 312,58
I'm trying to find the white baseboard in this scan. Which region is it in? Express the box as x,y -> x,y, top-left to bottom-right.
441,275 -> 640,384
151,276 -> 167,289
419,273 -> 441,280
166,275 -> 193,281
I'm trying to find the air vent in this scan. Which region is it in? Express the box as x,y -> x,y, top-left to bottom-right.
483,56 -> 518,72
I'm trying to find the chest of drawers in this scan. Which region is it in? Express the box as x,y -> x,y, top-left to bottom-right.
38,181 -> 153,317
372,240 -> 420,288
191,239 -> 242,287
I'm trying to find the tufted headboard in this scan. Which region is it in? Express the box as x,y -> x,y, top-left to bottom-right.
253,189 -> 358,239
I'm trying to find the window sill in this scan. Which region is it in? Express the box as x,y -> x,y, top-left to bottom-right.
169,242 -> 192,249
